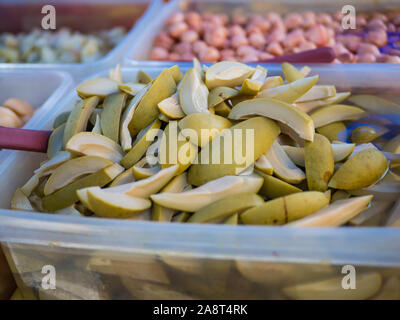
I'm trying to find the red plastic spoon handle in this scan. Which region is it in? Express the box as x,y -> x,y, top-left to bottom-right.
258,47 -> 336,63
0,126 -> 52,153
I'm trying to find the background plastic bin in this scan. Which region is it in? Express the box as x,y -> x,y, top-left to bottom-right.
124,0 -> 400,68
0,69 -> 73,162
0,65 -> 399,299
0,0 -> 152,81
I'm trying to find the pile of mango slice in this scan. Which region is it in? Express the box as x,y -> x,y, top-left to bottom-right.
11,61 -> 400,226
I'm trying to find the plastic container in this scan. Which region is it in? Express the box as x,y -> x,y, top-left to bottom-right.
0,65 -> 399,300
0,69 -> 73,162
0,0 -> 152,81
125,0 -> 400,68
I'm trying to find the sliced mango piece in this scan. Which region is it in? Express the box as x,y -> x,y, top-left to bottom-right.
348,94 -> 400,114
239,65 -> 267,96
188,193 -> 264,223
21,152 -> 73,196
179,68 -> 209,115
62,96 -> 99,148
295,92 -> 351,113
241,191 -> 330,225
168,65 -> 182,84
151,174 -> 263,212
205,61 -> 254,90
304,133 -> 334,191
109,64 -> 122,83
287,195 -> 373,227
11,189 -> 34,211
265,140 -> 305,184
47,123 -> 65,158
109,168 -> 135,187
178,113 -> 232,147
331,190 -> 351,202
188,117 -> 280,186
254,154 -> 273,175
256,170 -> 302,199
44,156 -> 113,196
229,98 -> 315,141
158,92 -> 185,119
311,104 -> 364,128
100,92 -> 127,142
76,78 -> 119,99
296,85 -> 336,103
281,62 -> 304,83
193,57 -> 204,80
42,163 -> 123,211
260,76 -> 283,90
108,165 -> 179,198
208,86 -> 239,108
172,212 -> 190,222
316,121 -> 347,142
53,111 -> 70,129
351,125 -> 381,144
76,187 -> 94,211
119,83 -> 151,151
152,173 -> 189,222
258,75 -> 318,104
329,148 -> 388,190
224,213 -> 238,225
66,132 -> 124,163
136,70 -> 152,84
384,134 -> 400,154
283,143 -> 355,167
91,114 -> 102,134
87,187 -> 151,219
132,157 -> 161,180
118,82 -> 146,96
120,119 -> 161,169
214,101 -> 231,118
159,121 -> 197,174
129,68 -> 177,136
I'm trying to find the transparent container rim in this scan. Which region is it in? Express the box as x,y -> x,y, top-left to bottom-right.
0,209 -> 400,267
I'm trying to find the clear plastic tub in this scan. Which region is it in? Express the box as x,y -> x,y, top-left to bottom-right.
125,0 -> 400,68
0,65 -> 399,300
0,0 -> 152,81
0,69 -> 73,162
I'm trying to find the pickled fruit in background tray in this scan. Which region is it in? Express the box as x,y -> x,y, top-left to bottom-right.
149,10 -> 400,63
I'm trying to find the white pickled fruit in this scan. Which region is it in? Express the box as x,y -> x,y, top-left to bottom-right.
329,148 -> 388,190
287,195 -> 373,227
179,68 -> 209,115
66,132 -> 124,163
205,61 -> 255,90
241,191 -> 330,225
229,98 -> 315,141
151,174 -> 263,212
265,140 -> 305,184
76,78 -> 119,98
311,104 -> 364,128
44,156 -> 113,196
258,75 -> 318,104
87,187 -> 151,218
